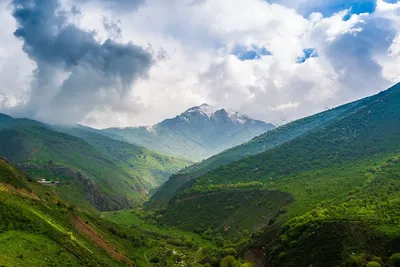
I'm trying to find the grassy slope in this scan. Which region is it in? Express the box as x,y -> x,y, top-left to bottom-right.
266,154 -> 400,267
157,84 -> 400,266
161,190 -> 292,235
0,121 -> 142,210
0,158 -> 240,267
101,210 -> 219,266
0,117 -> 190,211
0,158 -> 127,266
192,84 -> 400,189
149,98 -> 362,208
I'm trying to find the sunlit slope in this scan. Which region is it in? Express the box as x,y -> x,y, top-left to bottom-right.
149,97 -> 363,207
261,153 -> 400,267
192,84 -> 400,190
0,158 -> 132,266
0,158 -> 240,267
156,83 -> 400,259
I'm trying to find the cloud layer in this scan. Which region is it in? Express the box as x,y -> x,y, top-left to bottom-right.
0,0 -> 399,127
4,0 -> 152,124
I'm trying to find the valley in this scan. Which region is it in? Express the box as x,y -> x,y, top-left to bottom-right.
1,84 -> 400,267
2,0 -> 400,266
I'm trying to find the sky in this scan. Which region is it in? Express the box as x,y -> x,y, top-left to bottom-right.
0,0 -> 399,128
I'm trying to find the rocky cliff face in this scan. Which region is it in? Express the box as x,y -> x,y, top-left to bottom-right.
18,163 -> 132,211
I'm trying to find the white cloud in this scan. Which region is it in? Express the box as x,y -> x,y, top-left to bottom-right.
268,102 -> 300,111
0,0 -> 399,128
0,1 -> 34,109
376,0 -> 400,12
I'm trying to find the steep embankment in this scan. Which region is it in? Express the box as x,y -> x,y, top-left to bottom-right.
0,158 -> 131,266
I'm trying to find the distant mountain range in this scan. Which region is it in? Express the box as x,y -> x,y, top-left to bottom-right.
104,104 -> 275,161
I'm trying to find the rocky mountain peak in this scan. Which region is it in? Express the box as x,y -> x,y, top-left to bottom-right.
182,104 -> 250,124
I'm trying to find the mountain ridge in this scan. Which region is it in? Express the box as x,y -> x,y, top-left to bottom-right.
104,104 -> 275,161
0,114 -> 190,211
148,97 -> 364,207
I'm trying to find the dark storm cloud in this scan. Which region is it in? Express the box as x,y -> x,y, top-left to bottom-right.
102,17 -> 122,39
11,0 -> 153,123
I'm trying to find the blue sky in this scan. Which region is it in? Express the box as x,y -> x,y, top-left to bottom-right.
232,45 -> 272,60
270,0 -> 397,17
0,0 -> 399,127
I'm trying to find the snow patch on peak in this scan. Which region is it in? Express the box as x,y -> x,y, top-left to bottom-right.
199,104 -> 219,118
185,103 -> 219,118
183,104 -> 252,124
225,109 -> 249,124
145,125 -> 156,133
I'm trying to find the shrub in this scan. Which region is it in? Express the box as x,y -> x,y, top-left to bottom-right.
371,256 -> 383,265
220,256 -> 237,267
220,248 -> 237,257
366,262 -> 381,267
150,255 -> 161,263
241,263 -> 256,267
349,255 -> 360,267
172,254 -> 182,262
389,253 -> 400,267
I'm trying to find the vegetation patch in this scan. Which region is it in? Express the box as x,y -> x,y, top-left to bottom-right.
161,190 -> 292,236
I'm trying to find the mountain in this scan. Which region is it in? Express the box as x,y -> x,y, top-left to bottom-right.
2,83 -> 400,266
104,104 -> 275,161
153,83 -> 400,266
55,125 -> 191,188
0,115 -> 190,211
148,99 -> 362,207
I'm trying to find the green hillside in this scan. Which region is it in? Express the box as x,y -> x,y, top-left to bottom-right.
0,116 -> 190,211
264,154 -> 400,267
0,158 -> 256,266
149,98 -> 362,208
56,126 -> 191,188
2,84 -> 400,266
0,157 -> 129,266
154,83 -> 400,266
